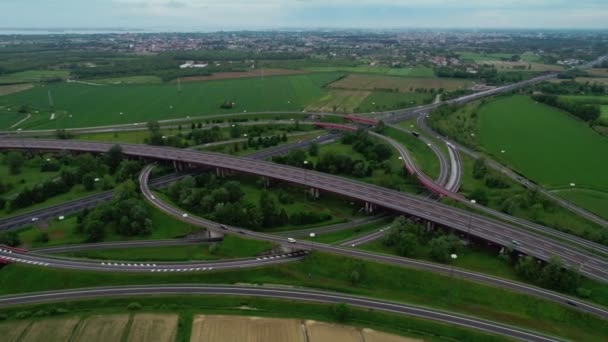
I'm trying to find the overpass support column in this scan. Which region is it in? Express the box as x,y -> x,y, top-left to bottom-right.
173,160 -> 183,172
364,202 -> 376,214
308,187 -> 319,199
426,221 -> 435,231
207,229 -> 224,239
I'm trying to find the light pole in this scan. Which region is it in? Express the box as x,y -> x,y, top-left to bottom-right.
450,253 -> 458,278
468,199 -> 476,242
304,160 -> 309,198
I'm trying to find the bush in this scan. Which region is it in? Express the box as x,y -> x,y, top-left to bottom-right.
208,243 -> 219,255
50,308 -> 69,315
15,311 -> 32,319
127,302 -> 142,311
331,303 -> 351,322
0,313 -> 7,321
33,310 -> 49,317
35,232 -> 50,244
577,287 -> 592,299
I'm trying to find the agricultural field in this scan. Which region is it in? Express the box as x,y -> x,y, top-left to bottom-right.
127,314 -> 179,342
479,61 -> 563,72
601,106 -> 608,125
19,317 -> 80,342
574,77 -> 608,86
306,89 -> 371,113
190,315 -> 421,342
0,84 -> 33,96
587,68 -> 608,77
456,51 -> 516,62
71,314 -> 130,342
0,72 -> 343,130
89,75 -> 162,85
329,74 -> 471,93
554,188 -> 608,220
303,66 -> 435,78
179,68 -> 307,82
0,70 -> 69,85
356,92 -> 433,113
477,95 -> 608,208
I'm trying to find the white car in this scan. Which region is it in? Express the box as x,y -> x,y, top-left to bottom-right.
31,217 -> 39,222
182,213 -> 189,218
58,216 -> 65,220
287,238 -> 297,244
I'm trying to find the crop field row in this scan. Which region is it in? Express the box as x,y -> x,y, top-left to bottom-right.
0,70 -> 69,85
0,313 -> 177,342
0,72 -> 343,130
302,66 -> 435,78
574,77 -> 608,86
191,315 -> 419,342
306,89 -> 371,113
476,95 -> 608,200
587,68 -> 608,77
329,74 -> 471,92
479,61 -> 563,72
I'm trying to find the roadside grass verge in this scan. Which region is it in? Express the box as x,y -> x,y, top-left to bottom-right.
55,235 -> 274,261
383,126 -> 441,180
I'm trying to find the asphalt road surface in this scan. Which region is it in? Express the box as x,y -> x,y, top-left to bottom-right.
2,139 -> 606,282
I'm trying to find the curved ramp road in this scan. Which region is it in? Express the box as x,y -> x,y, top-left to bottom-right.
2,139 -> 607,282
0,245 -> 307,272
138,165 -> 608,319
414,114 -> 608,255
0,285 -> 564,342
30,239 -> 217,254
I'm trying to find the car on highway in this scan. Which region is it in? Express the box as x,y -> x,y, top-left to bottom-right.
287,238 -> 297,244
31,217 -> 39,222
220,224 -> 228,230
182,213 -> 188,218
511,240 -> 521,246
58,216 -> 65,220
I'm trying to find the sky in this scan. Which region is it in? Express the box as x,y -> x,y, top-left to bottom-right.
1,0 -> 607,31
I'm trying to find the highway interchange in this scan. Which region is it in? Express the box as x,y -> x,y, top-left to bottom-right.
1,70 -> 607,340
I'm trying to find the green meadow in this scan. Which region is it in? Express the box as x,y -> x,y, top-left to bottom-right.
477,95 -> 608,214
0,73 -> 343,130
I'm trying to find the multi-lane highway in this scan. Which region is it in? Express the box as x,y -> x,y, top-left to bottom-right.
2,139 -> 606,282
0,285 -> 562,342
138,163 -> 608,319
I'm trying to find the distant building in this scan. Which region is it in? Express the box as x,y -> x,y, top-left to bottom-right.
179,61 -> 209,69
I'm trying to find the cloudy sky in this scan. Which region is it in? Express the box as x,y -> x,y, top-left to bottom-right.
1,0 -> 607,30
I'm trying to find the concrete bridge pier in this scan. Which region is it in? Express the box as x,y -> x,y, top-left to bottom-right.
207,229 -> 224,239
364,202 -> 376,214
173,160 -> 185,172
426,221 -> 435,231
308,187 -> 320,199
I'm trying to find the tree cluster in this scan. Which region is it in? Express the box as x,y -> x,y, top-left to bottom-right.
514,256 -> 582,293
382,216 -> 462,262
532,94 -> 601,122
76,180 -> 152,242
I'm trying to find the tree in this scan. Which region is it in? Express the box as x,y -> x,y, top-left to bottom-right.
104,145 -> 123,173
116,160 -> 142,182
539,257 -> 580,293
429,236 -> 452,263
472,158 -> 487,179
82,173 -> 96,191
0,231 -> 21,247
308,142 -> 319,157
331,303 -> 351,322
6,151 -> 24,175
35,232 -> 50,244
515,256 -> 542,282
349,270 -> 360,285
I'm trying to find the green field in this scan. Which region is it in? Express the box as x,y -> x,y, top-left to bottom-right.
0,252 -> 606,341
555,188 -> 608,220
303,66 -> 435,78
0,70 -> 69,85
90,75 -> 162,85
0,73 -> 343,130
383,126 -> 441,180
477,96 -> 608,194
356,92 -> 433,113
457,51 -> 516,63
601,106 -> 608,125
